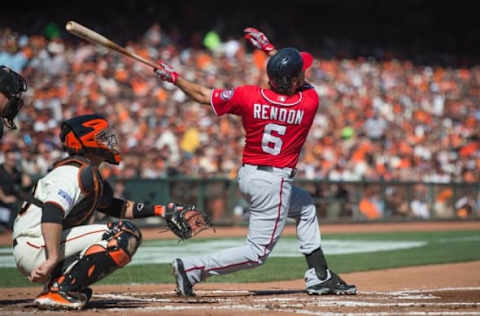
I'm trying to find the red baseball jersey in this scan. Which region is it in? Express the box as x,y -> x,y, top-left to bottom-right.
210,84 -> 319,168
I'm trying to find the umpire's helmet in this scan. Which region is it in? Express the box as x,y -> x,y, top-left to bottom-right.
0,66 -> 27,137
60,114 -> 121,165
266,48 -> 313,95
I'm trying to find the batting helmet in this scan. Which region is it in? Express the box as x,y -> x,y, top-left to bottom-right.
60,114 -> 121,165
0,65 -> 27,137
266,48 -> 313,95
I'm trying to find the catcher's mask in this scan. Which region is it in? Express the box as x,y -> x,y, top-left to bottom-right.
0,66 -> 27,137
60,114 -> 121,165
266,48 -> 313,95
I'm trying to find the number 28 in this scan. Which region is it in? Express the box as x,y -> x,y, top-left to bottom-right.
261,123 -> 286,155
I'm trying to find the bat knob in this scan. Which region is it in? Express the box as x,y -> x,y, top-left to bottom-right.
66,21 -> 75,32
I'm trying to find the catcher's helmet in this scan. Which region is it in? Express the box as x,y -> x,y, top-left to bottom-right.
266,48 -> 313,95
0,65 -> 27,136
60,114 -> 121,165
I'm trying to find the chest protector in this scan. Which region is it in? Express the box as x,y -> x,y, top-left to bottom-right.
52,156 -> 104,229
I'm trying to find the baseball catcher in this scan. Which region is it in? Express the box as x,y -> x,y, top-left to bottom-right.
11,114 -> 210,310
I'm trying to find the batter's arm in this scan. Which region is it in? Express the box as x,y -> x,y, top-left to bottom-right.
153,62 -> 213,105
175,77 -> 213,105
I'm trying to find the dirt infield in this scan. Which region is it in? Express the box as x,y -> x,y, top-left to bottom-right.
1,221 -> 479,315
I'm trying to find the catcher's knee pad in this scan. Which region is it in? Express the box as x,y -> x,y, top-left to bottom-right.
102,220 -> 142,266
51,221 -> 142,292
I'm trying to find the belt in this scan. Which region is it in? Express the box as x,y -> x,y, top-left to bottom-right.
12,238 -> 18,248
243,164 -> 296,178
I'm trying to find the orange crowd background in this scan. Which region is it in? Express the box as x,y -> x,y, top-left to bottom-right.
1,24 -> 477,185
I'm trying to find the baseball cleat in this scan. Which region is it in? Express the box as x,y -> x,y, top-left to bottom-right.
306,269 -> 357,295
34,290 -> 88,310
171,258 -> 195,297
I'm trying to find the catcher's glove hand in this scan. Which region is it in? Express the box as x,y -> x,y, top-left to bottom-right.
164,203 -> 212,240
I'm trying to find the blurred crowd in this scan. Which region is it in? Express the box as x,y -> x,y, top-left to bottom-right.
1,23 -> 478,185
303,57 -> 479,183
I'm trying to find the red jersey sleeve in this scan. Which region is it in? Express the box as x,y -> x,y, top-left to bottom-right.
210,87 -> 248,116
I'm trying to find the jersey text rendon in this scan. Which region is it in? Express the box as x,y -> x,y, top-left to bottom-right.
253,104 -> 304,125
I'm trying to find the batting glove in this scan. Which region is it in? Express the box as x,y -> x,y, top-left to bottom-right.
244,27 -> 275,53
153,61 -> 178,84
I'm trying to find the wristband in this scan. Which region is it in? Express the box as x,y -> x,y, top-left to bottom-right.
132,203 -> 165,218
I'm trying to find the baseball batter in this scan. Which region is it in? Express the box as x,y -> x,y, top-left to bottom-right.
154,28 -> 356,296
12,114 -> 191,310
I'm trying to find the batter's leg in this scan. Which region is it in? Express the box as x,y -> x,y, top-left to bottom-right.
287,185 -> 322,255
287,185 -> 329,278
287,185 -> 356,295
178,168 -> 293,286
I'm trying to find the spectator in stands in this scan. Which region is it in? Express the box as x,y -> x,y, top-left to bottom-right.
358,187 -> 383,220
410,184 -> 430,219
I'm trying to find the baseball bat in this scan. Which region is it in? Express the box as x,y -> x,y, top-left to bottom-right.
65,21 -> 161,69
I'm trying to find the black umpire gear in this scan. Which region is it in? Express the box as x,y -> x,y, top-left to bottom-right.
0,66 -> 27,138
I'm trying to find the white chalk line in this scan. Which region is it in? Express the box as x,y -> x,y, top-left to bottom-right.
120,286 -> 480,297
95,293 -> 172,302
386,286 -> 480,294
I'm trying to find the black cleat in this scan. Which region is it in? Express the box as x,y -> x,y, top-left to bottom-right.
306,270 -> 357,295
171,258 -> 195,297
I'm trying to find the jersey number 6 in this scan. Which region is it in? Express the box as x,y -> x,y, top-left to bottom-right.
261,123 -> 286,155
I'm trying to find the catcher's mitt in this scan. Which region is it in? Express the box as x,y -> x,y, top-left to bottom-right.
164,203 -> 213,240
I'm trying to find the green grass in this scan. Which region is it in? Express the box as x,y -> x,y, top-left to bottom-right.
2,230 -> 479,287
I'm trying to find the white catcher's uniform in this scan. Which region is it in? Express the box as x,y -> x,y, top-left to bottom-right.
12,164 -> 108,276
